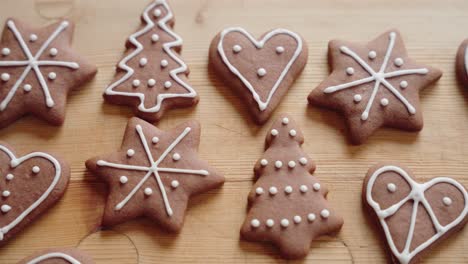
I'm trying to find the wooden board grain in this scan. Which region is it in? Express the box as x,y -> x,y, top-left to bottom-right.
0,0 -> 467,263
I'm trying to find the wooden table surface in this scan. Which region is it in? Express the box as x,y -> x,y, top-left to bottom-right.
0,0 -> 467,263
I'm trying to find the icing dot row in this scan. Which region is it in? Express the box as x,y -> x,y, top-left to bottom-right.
260,157 -> 308,168
270,129 -> 297,137
131,79 -> 173,88
232,45 -> 286,55
255,183 -> 321,196
250,209 -> 330,228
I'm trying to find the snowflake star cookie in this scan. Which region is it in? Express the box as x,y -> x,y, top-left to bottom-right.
86,117 -> 224,231
456,39 -> 468,87
308,29 -> 442,144
104,0 -> 199,122
240,114 -> 343,259
363,164 -> 468,264
0,18 -> 97,128
209,28 -> 308,124
0,142 -> 70,246
18,248 -> 94,264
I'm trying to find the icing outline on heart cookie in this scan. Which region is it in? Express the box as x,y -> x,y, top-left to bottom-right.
0,145 -> 61,241
217,27 -> 303,111
27,252 -> 80,264
366,165 -> 468,264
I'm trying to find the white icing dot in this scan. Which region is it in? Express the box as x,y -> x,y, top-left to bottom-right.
172,153 -> 181,161
380,98 -> 389,106
2,190 -> 10,197
288,161 -> 296,168
280,219 -> 289,228
300,185 -> 308,193
321,209 -> 330,219
269,186 -> 278,195
49,48 -> 58,57
5,174 -> 13,181
161,59 -> 169,68
260,159 -> 268,167
164,81 -> 172,89
274,161 -> 282,169
308,213 -> 316,222
48,72 -> 57,80
400,81 -> 408,89
282,117 -> 289,125
119,176 -> 128,184
132,79 -> 140,87
313,183 -> 321,191
251,219 -> 260,228
299,157 -> 308,165
257,68 -> 267,77
1,48 -> 10,56
368,50 -> 377,59
144,187 -> 153,196
443,197 -> 452,206
153,9 -> 162,17
289,129 -> 297,137
1,205 -> 11,213
266,219 -> 274,227
151,34 -> 160,42
32,166 -> 40,174
1,73 -> 10,82
147,79 -> 156,87
387,183 -> 397,193
270,129 -> 278,136
152,136 -> 159,143
171,180 -> 179,188
346,67 -> 354,75
127,149 -> 135,157
29,34 -> 38,42
232,45 -> 242,53
394,58 -> 404,67
276,46 -> 285,54
23,84 -> 32,92
284,186 -> 293,194
293,215 -> 302,224
353,94 -> 362,103
255,187 -> 264,195
139,57 -> 148,67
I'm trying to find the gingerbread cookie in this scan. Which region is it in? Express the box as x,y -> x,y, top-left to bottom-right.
104,0 -> 199,122
18,248 -> 94,264
0,18 -> 97,129
308,29 -> 442,144
0,142 -> 70,245
240,114 -> 343,259
456,39 -> 468,87
363,164 -> 468,264
209,28 -> 308,124
86,117 -> 224,232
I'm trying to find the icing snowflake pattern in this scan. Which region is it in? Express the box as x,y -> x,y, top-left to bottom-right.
96,124 -> 208,216
0,20 -> 79,110
324,32 -> 428,121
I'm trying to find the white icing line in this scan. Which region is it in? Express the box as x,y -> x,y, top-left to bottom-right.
26,252 -> 81,264
0,145 -> 62,241
366,165 -> 468,264
217,27 -> 303,111
104,0 -> 197,113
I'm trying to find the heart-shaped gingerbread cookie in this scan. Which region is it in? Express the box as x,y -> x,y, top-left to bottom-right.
0,142 -> 70,245
363,164 -> 468,264
209,27 -> 308,124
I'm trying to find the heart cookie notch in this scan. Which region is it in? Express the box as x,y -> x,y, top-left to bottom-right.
0,142 -> 70,245
209,27 -> 308,124
363,164 -> 468,264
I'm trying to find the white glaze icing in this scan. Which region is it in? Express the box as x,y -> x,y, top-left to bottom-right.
26,252 -> 81,264
289,129 -> 296,137
353,94 -> 362,103
380,98 -> 389,106
119,176 -> 128,184
288,161 -> 296,168
269,186 -> 278,195
443,197 -> 452,206
368,50 -> 377,59
276,46 -> 285,54
153,8 -> 162,17
232,45 -> 242,53
1,205 -> 11,213
260,159 -> 268,167
171,180 -> 179,188
32,166 -> 40,174
257,68 -> 266,77
346,67 -> 354,75
1,73 -> 10,82
23,84 -> 32,92
299,157 -> 307,165
151,34 -> 159,42
284,186 -> 293,194
387,183 -> 397,193
49,48 -> 58,57
293,215 -> 302,224
281,117 -> 289,125
307,213 -> 316,222
164,81 -> 172,89
139,57 -> 148,67
270,129 -> 278,136
280,218 -> 289,227
320,209 -> 330,218
266,219 -> 274,227
48,72 -> 56,80
255,187 -> 264,195
400,80 -> 408,89
274,161 -> 282,169
394,57 -> 404,67
300,185 -> 308,193
172,153 -> 181,161
132,79 -> 140,87
1,48 -> 10,56
251,219 -> 260,228
126,149 -> 135,157
2,191 -> 10,197
217,27 -> 303,111
366,165 -> 468,264
313,183 -> 321,191
5,174 -> 13,181
29,34 -> 37,42
144,187 -> 153,196
161,59 -> 168,68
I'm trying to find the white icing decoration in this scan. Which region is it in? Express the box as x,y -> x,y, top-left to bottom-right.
96,125 -> 208,216
120,176 -> 128,184
368,50 -> 377,59
139,57 -> 148,67
266,219 -> 274,227
147,79 -> 156,87
443,197 -> 452,206
366,165 -> 468,264
218,27 -> 303,111
257,68 -> 266,77
1,73 -> 10,82
172,153 -> 181,161
127,149 -> 135,157
161,59 -> 169,68
380,98 -> 389,106
104,1 -> 197,113
313,183 -> 321,191
1,48 -> 10,56
48,72 -> 56,80
289,129 -> 297,137
251,219 -> 260,228
151,34 -> 159,42
308,213 -> 316,222
232,45 -> 242,53
32,166 -> 40,174
164,81 -> 172,89
153,8 -> 162,17
394,57 -> 404,67
280,218 -> 289,227
0,145 -> 62,241
49,48 -> 58,57
346,67 -> 354,75
151,136 -> 159,143
270,129 -> 278,136
0,20 -> 79,110
300,185 -> 308,193
276,46 -> 285,54
269,186 -> 278,195
255,187 -> 264,195
2,191 -> 10,197
299,157 -> 307,165
132,79 -> 140,87
260,159 -> 268,167
400,80 -> 408,89
274,161 -> 282,169
144,187 -> 153,195
170,180 -> 179,189
25,252 -> 81,264
288,161 -> 296,168
23,84 -> 32,92
282,117 -> 289,125
354,94 -> 362,103
5,174 -> 13,181
293,215 -> 302,224
284,186 -> 293,194
387,183 -> 397,193
1,205 -> 11,213
29,34 -> 38,42
321,209 -> 330,218
323,32 -> 427,121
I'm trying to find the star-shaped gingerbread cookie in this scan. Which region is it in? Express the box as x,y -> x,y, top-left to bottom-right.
308,29 -> 442,144
86,117 -> 225,232
0,18 -> 97,128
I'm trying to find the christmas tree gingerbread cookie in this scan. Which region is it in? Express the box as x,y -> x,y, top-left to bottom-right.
0,18 -> 97,128
18,248 -> 94,264
308,29 -> 442,144
104,0 -> 199,122
240,114 -> 343,259
363,164 -> 468,264
86,117 -> 224,232
209,28 -> 308,124
456,39 -> 468,87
